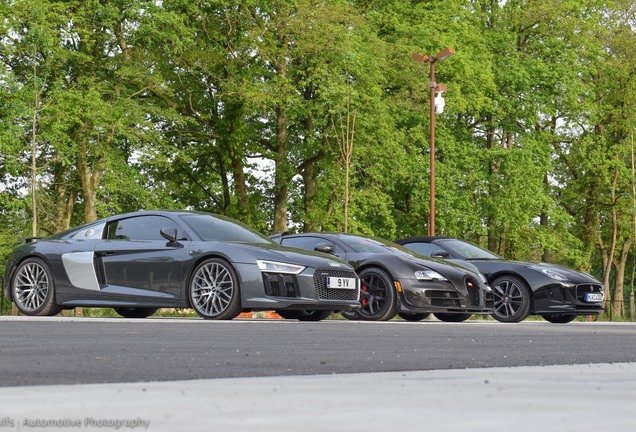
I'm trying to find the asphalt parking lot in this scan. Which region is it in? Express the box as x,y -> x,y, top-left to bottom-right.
1,317 -> 635,431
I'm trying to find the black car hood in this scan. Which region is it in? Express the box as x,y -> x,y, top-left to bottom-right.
357,251 -> 485,281
468,259 -> 601,283
404,254 -> 482,277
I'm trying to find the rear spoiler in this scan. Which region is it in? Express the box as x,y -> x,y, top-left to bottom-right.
20,237 -> 42,244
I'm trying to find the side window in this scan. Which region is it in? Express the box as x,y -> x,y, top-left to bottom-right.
106,216 -> 181,241
402,242 -> 446,257
281,237 -> 343,254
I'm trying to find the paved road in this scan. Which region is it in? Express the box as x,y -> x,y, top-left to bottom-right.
1,316 -> 635,386
2,317 -> 636,432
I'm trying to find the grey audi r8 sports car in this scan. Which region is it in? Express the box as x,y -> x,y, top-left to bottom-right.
271,232 -> 494,322
395,236 -> 605,323
2,211 -> 360,320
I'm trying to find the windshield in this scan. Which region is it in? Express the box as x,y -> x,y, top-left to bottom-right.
339,234 -> 413,255
181,214 -> 272,244
438,239 -> 502,260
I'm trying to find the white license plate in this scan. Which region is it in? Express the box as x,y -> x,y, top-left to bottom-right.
327,277 -> 357,290
585,293 -> 603,302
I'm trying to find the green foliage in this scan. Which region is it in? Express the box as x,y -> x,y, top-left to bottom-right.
4,0 -> 636,309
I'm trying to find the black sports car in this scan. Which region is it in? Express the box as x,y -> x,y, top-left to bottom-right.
271,232 -> 494,321
2,211 -> 360,320
395,236 -> 605,323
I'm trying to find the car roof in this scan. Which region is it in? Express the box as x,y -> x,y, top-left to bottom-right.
395,236 -> 453,244
279,232 -> 391,243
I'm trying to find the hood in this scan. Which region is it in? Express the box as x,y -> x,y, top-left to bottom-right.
226,241 -> 354,270
401,252 -> 478,273
530,262 -> 601,283
399,252 -> 486,282
471,258 -> 601,284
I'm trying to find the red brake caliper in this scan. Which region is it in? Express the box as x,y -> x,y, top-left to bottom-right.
361,283 -> 368,306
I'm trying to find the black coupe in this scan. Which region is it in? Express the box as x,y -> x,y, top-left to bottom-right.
2,211 -> 360,320
395,237 -> 605,323
271,233 -> 494,321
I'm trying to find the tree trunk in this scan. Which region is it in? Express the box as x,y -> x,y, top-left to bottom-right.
30,51 -> 41,237
231,156 -> 250,221
612,240 -> 631,318
273,105 -> 289,233
600,164 -> 620,313
302,161 -> 318,232
77,132 -> 105,223
540,173 -> 551,262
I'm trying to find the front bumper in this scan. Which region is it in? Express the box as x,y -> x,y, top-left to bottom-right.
533,282 -> 604,315
398,276 -> 494,314
239,264 -> 361,311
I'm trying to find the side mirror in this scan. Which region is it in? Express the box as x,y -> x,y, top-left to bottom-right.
160,227 -> 178,243
314,243 -> 335,254
431,251 -> 450,259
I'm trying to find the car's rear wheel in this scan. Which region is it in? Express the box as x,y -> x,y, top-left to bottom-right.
11,258 -> 62,316
492,275 -> 532,323
357,268 -> 397,321
433,312 -> 472,322
189,258 -> 241,320
398,312 -> 431,321
541,314 -> 577,324
277,310 -> 332,321
114,307 -> 159,319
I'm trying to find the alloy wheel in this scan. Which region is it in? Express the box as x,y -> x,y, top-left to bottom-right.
14,261 -> 50,312
11,258 -> 61,316
356,268 -> 397,321
492,276 -> 531,323
190,260 -> 238,319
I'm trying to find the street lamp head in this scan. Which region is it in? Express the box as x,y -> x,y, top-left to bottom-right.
434,91 -> 445,114
411,53 -> 431,63
434,47 -> 455,62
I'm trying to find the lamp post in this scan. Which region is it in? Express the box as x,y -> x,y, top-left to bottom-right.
412,47 -> 454,236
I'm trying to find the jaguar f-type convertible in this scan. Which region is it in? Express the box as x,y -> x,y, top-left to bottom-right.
3,211 -> 360,320
395,236 -> 604,323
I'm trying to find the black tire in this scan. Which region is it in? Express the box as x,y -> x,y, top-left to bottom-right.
114,307 -> 159,319
398,312 -> 431,322
10,257 -> 62,316
542,314 -> 577,324
433,312 -> 472,322
357,267 -> 397,321
277,310 -> 332,321
340,310 -> 361,320
491,275 -> 532,323
189,258 -> 241,320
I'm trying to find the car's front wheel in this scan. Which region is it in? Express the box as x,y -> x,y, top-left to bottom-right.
492,275 -> 532,323
398,312 -> 431,321
114,307 -> 159,318
357,268 -> 397,321
11,258 -> 62,316
189,258 -> 241,320
433,312 -> 472,322
277,310 -> 332,321
541,314 -> 577,324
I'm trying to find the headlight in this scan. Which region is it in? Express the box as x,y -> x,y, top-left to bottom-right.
414,269 -> 448,281
528,265 -> 568,282
257,260 -> 305,275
